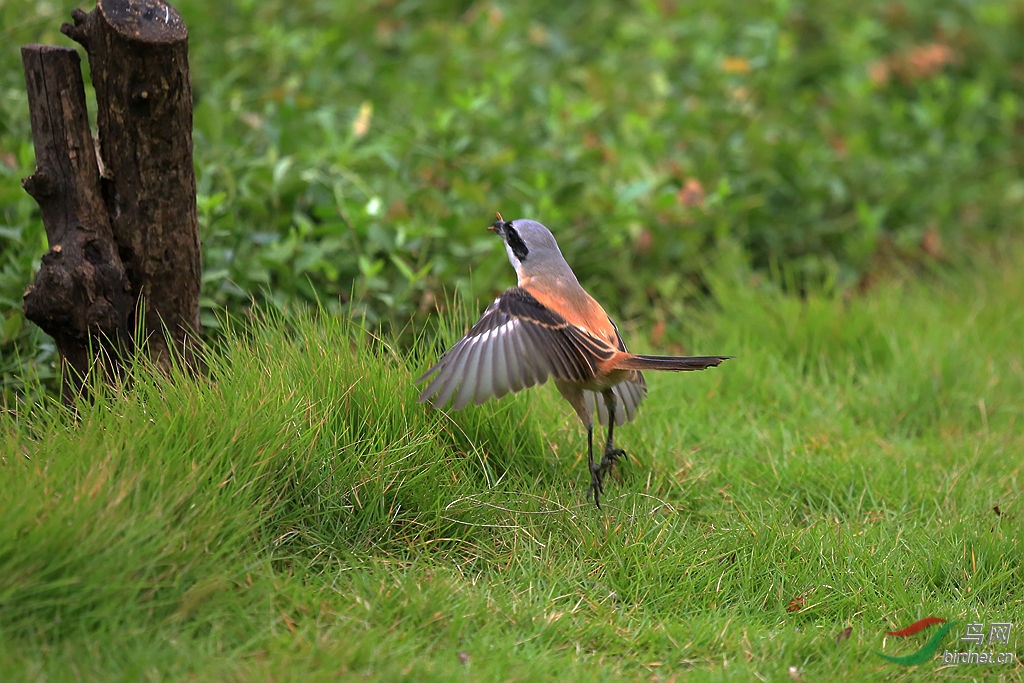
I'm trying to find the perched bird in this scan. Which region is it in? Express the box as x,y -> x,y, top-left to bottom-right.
417,215 -> 731,507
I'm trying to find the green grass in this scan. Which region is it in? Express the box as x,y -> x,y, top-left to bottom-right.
2,240 -> 1021,680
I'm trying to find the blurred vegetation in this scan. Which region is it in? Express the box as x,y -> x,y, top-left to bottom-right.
2,0 -> 1023,394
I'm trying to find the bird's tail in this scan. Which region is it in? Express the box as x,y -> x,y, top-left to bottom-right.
616,354 -> 732,372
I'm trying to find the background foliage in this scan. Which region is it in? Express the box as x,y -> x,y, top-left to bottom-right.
2,0 -> 1023,391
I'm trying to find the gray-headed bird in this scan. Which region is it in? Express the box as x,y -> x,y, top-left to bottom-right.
418,215 -> 731,507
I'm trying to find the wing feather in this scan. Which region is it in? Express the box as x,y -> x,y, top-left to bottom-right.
501,323 -> 524,393
591,374 -> 648,426
473,329 -> 496,404
521,319 -> 571,379
507,320 -> 538,389
429,368 -> 460,408
453,335 -> 484,410
488,325 -> 510,399
417,287 -> 620,409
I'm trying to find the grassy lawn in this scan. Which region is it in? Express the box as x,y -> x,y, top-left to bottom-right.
2,239 -> 1020,680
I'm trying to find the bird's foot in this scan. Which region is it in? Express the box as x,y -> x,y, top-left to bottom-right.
589,447 -> 627,508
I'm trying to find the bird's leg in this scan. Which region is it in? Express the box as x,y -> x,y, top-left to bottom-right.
602,391 -> 628,468
589,390 -> 627,507
586,425 -> 603,508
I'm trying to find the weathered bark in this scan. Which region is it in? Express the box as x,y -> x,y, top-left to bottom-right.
21,0 -> 201,401
22,45 -> 134,403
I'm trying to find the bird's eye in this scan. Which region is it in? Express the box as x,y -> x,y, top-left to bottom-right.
505,226 -> 529,261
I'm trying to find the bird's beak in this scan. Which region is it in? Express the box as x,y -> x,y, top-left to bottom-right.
488,211 -> 505,234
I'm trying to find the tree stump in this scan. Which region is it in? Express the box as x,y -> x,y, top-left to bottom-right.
21,0 -> 201,402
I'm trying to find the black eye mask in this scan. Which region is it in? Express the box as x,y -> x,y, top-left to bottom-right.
503,225 -> 529,262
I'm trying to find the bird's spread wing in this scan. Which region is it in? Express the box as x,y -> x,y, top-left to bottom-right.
586,374 -> 647,427
417,287 -> 616,410
583,318 -> 646,426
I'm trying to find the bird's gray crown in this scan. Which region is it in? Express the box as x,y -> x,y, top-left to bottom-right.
508,219 -> 561,253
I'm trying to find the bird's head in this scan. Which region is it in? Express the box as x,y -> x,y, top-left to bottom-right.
488,213 -> 569,283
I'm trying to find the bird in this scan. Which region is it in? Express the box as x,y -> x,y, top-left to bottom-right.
417,215 -> 731,508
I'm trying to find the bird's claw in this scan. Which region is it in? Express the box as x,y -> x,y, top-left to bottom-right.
590,447 -> 627,508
